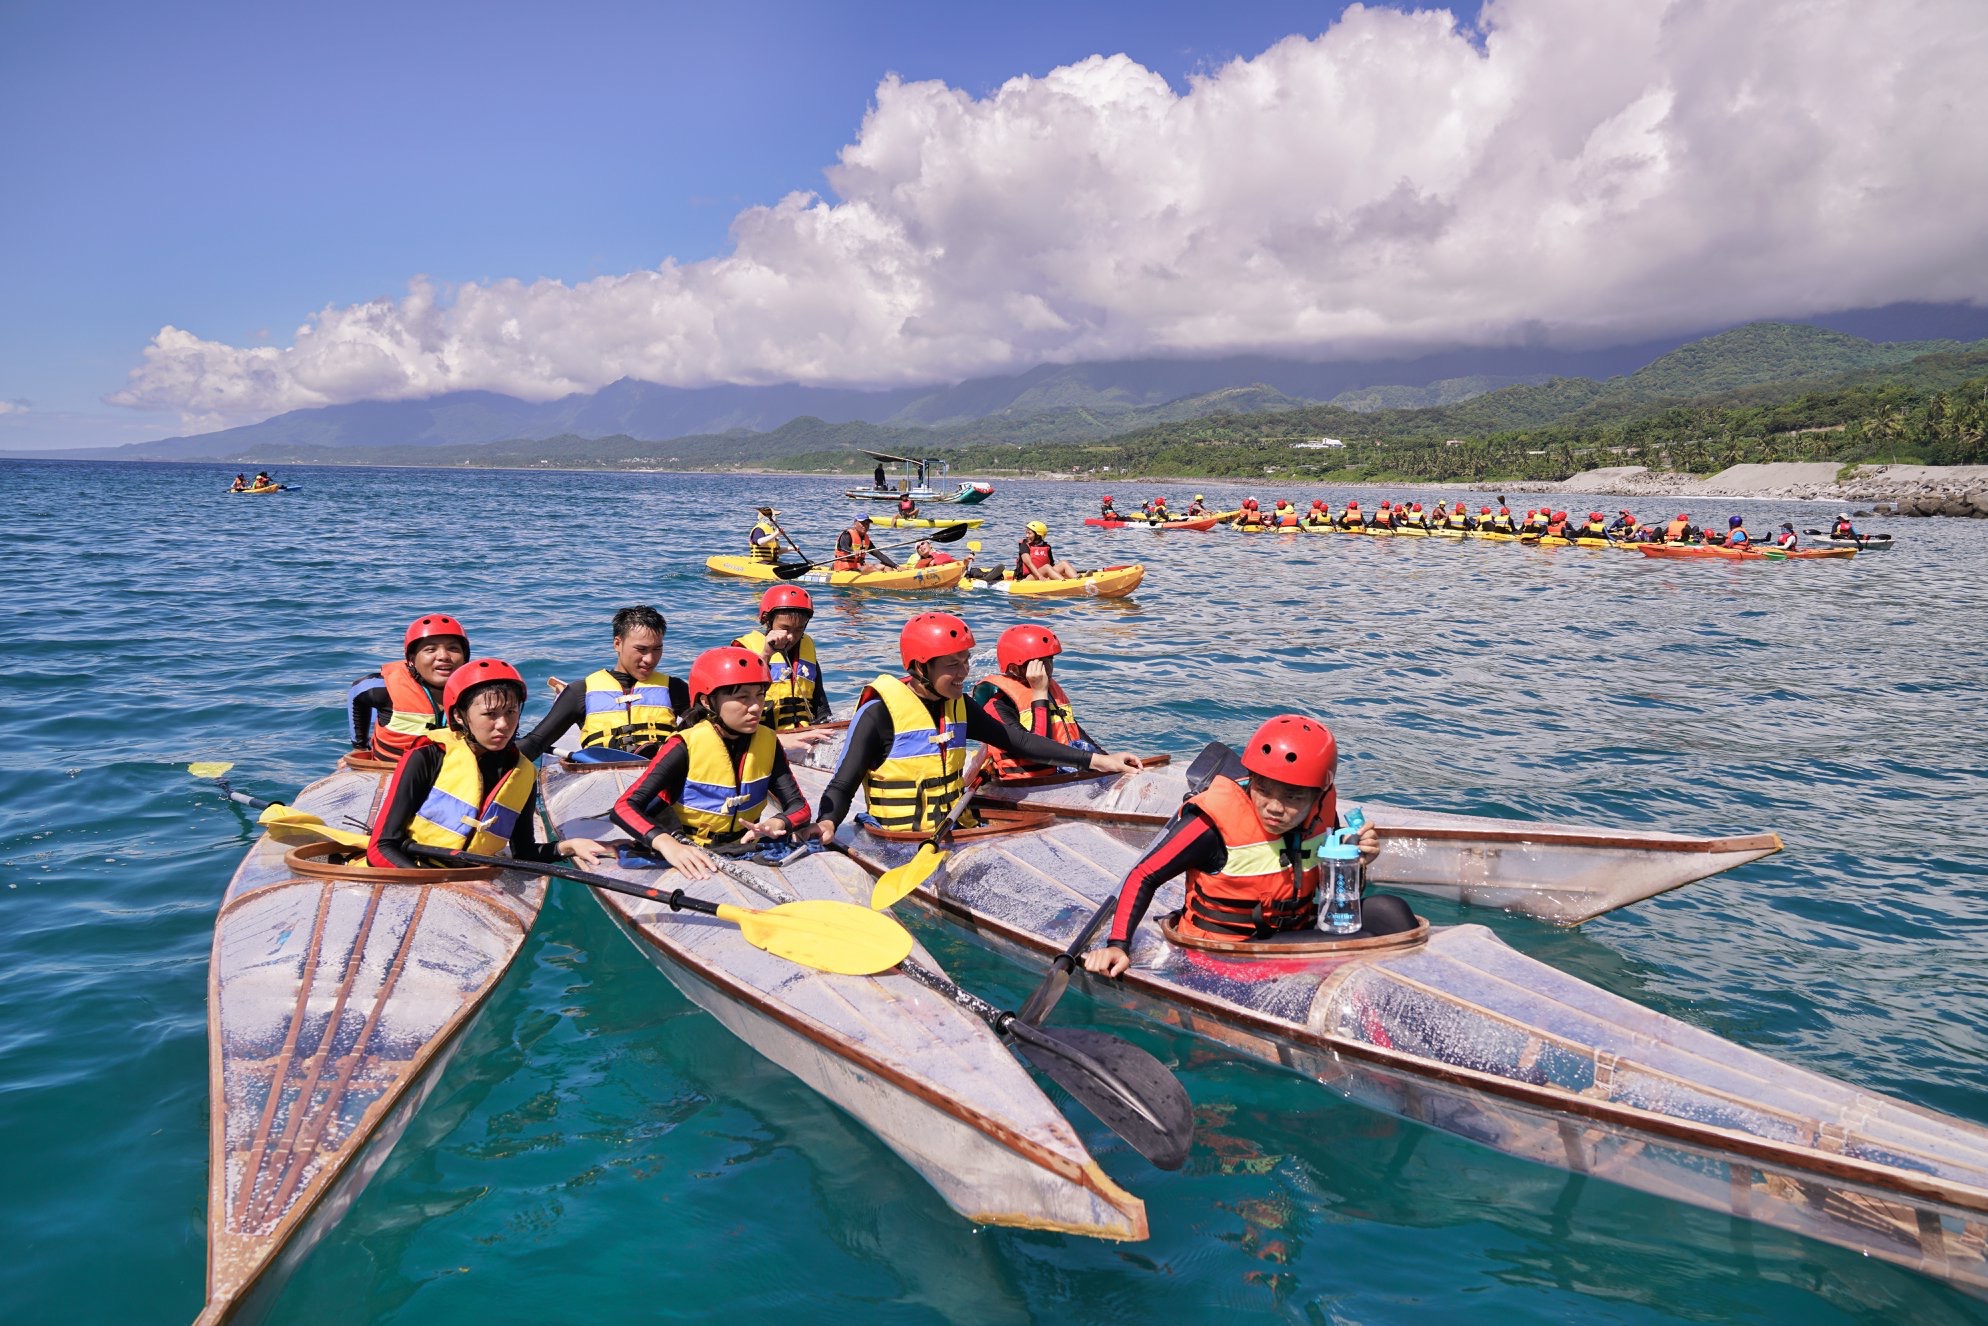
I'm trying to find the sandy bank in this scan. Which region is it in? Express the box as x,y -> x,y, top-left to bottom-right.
1551,462 -> 1988,516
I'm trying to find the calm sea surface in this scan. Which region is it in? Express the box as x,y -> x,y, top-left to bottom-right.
4,459 -> 1987,1324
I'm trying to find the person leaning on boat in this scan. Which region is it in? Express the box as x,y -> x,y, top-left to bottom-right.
970,625 -> 1098,782
731,584 -> 831,733
367,658 -> 610,871
609,647 -> 818,881
812,613 -> 1142,839
515,605 -> 686,761
834,514 -> 898,572
1082,715 -> 1407,980
348,613 -> 471,762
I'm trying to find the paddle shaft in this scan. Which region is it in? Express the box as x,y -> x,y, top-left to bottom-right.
437,847 -> 736,916
776,523 -> 967,576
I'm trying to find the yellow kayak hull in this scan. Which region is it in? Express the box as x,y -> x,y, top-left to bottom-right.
705,556 -> 967,590
870,515 -> 984,529
974,564 -> 1145,599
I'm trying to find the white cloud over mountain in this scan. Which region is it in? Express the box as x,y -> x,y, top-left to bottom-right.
112,0 -> 1988,432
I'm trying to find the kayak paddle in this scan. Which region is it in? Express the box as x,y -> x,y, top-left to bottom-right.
724,844 -> 1191,1169
869,744 -> 992,909
438,848 -> 914,976
774,523 -> 971,579
189,762 -> 373,847
1014,741 -> 1231,1027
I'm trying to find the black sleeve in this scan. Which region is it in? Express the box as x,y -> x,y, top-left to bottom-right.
809,671 -> 833,723
766,743 -> 811,827
610,736 -> 691,847
510,784 -> 560,863
817,699 -> 894,825
516,681 -> 589,762
347,674 -> 388,749
963,701 -> 1091,767
1106,808 -> 1226,945
366,744 -> 445,869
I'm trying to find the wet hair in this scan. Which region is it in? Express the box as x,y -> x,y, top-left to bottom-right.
447,678 -> 525,731
612,605 -> 666,639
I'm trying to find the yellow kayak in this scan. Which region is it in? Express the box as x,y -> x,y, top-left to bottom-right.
870,515 -> 984,529
971,564 -> 1145,599
704,556 -> 967,590
228,484 -> 283,495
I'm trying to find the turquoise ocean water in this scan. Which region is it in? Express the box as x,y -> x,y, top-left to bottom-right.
4,458 -> 1987,1324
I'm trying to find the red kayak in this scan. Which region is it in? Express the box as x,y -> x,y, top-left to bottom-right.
1635,544 -> 1856,561
1083,515 -> 1221,531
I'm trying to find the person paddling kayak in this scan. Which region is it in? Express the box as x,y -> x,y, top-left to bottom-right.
970,625 -> 1099,781
349,613 -> 471,762
1016,522 -> 1079,581
747,506 -> 784,564
812,613 -> 1143,838
609,647 -> 819,881
515,605 -> 686,761
1725,515 -> 1752,547
1774,522 -> 1800,550
834,514 -> 898,572
1099,495 -> 1120,519
1185,494 -> 1210,516
1830,512 -> 1861,541
1081,715 -> 1406,979
1232,498 -> 1267,528
229,473 -> 247,492
367,659 -> 611,871
731,585 -> 831,733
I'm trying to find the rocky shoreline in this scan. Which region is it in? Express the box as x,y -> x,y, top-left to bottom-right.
1546,463 -> 1988,518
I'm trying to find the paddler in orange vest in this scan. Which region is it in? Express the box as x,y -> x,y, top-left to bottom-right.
1774,521 -> 1800,550
1231,498 -> 1267,528
1271,499 -> 1300,529
731,585 -> 830,734
229,473 -> 247,491
1370,501 -> 1395,530
1185,494 -> 1210,516
1544,510 -> 1570,537
1015,521 -> 1079,580
1333,499 -> 1365,530
971,625 -> 1098,782
367,658 -> 610,871
1081,715 -> 1411,979
517,604 -> 686,762
896,492 -> 919,520
1663,512 -> 1694,542
349,613 -> 471,763
834,514 -> 897,572
1570,511 -> 1610,542
1301,498 -> 1331,529
1725,514 -> 1752,546
811,613 -> 1144,839
1099,494 -> 1120,519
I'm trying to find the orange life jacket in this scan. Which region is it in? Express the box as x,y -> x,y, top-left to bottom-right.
1664,517 -> 1690,541
1274,509 -> 1298,528
1023,539 -> 1053,569
978,674 -> 1093,780
369,660 -> 446,762
833,526 -> 874,571
1178,775 -> 1338,941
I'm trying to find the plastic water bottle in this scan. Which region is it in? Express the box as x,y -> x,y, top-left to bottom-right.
1321,807 -> 1368,936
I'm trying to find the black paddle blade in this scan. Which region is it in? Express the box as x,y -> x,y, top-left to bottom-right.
929,522 -> 970,543
1007,1020 -> 1193,1170
773,561 -> 815,579
1016,957 -> 1073,1027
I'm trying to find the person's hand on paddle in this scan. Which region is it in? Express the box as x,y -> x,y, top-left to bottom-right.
813,817 -> 840,847
649,833 -> 718,881
1083,944 -> 1132,979
736,816 -> 793,846
761,626 -> 795,659
1087,751 -> 1144,777
558,837 -> 614,870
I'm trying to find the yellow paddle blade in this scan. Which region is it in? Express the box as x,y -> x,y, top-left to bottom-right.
965,541 -> 982,552
714,899 -> 913,975
188,761 -> 234,779
869,844 -> 943,910
256,803 -> 370,848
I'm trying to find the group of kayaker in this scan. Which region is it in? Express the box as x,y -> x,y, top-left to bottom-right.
351,597 -> 1399,964
228,471 -> 276,492
768,510 -> 1086,586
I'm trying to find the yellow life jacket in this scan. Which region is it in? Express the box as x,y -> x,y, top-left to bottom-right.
860,674 -> 968,831
748,520 -> 782,563
404,730 -> 537,856
579,668 -> 678,751
734,630 -> 822,731
370,660 -> 446,762
672,720 -> 779,844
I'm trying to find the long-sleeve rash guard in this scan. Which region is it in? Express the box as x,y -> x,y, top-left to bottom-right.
514,671 -> 691,762
610,727 -> 811,848
368,741 -> 561,869
347,670 -> 444,750
975,684 -> 1061,741
1104,808 -> 1228,946
814,688 -> 1093,826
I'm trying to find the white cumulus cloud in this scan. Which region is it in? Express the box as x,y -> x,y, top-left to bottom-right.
111,0 -> 1988,432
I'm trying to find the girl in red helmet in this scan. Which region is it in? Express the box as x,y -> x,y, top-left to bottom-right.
348,613 -> 473,762
731,584 -> 832,734
1333,499 -> 1365,531
1230,498 -> 1266,529
611,646 -> 819,881
1301,498 -> 1331,530
970,625 -> 1099,782
1081,714 -> 1410,980
368,659 -> 611,871
812,613 -> 1145,838
517,605 -> 687,762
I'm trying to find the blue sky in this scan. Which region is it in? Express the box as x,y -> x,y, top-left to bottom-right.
4,0 -> 1982,449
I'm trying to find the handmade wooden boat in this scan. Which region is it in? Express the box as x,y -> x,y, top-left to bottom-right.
539,763 -> 1148,1240
928,764 -> 1780,925
704,555 -> 968,590
199,768 -> 546,1324
1082,516 -> 1220,531
827,812 -> 1988,1298
966,564 -> 1145,599
1636,543 -> 1856,562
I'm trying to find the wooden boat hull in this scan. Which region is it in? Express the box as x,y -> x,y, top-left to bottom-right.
540,764 -> 1146,1241
200,770 -> 545,1324
1083,516 -> 1220,531
828,814 -> 1988,1298
704,555 -> 968,590
956,765 -> 1781,925
969,564 -> 1145,599
1636,543 -> 1857,561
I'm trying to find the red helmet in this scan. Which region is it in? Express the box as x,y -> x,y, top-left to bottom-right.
404,613 -> 468,655
1239,714 -> 1337,790
1347,500 -> 1359,508
1155,495 -> 1167,503
900,612 -> 975,667
1310,498 -> 1325,507
441,657 -> 525,712
1102,495 -> 1114,502
1589,511 -> 1603,521
1243,498 -> 1259,509
1479,506 -> 1492,514
1274,499 -> 1289,508
1554,510 -> 1568,520
997,624 -> 1062,672
689,646 -> 772,705
1379,501 -> 1391,509
758,584 -> 814,620
1677,513 -> 1689,521
1411,503 -> 1423,511
1498,506 -> 1510,515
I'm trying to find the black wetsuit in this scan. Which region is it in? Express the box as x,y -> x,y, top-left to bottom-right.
347,670 -> 442,751
815,692 -> 1093,826
368,742 -> 561,869
610,727 -> 811,849
1104,807 -> 1415,947
514,672 -> 691,762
